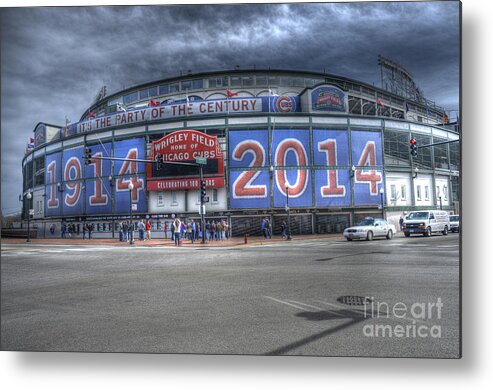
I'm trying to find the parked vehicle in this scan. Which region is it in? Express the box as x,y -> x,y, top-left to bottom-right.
449,215 -> 460,232
402,210 -> 450,237
343,217 -> 396,241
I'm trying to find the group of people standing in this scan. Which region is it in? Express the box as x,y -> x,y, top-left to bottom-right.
118,220 -> 135,242
61,222 -> 94,239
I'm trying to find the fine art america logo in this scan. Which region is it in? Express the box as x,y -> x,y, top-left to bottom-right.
362,297 -> 443,339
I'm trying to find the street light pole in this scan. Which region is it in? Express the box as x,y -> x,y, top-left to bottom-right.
379,187 -> 385,219
286,186 -> 292,240
438,195 -> 443,210
26,191 -> 32,242
128,182 -> 134,245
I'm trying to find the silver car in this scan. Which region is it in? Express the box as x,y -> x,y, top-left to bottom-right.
343,217 -> 396,241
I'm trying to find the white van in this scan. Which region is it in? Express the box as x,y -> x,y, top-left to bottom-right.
402,210 -> 450,237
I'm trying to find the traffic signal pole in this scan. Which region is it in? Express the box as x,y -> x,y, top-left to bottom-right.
199,165 -> 206,244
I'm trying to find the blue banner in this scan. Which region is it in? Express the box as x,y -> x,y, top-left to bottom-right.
228,130 -> 270,209
114,175 -> 147,214
85,178 -> 113,215
44,152 -> 62,217
262,96 -> 300,113
61,147 -> 85,216
114,138 -> 146,175
351,131 -> 384,206
272,129 -> 312,207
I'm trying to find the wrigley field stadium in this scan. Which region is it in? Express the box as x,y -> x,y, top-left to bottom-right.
21,59 -> 460,239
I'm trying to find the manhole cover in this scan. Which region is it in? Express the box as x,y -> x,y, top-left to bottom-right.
336,295 -> 372,306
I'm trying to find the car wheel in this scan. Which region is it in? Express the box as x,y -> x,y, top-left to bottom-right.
424,227 -> 432,237
404,232 -> 410,237
386,230 -> 393,240
443,226 -> 448,235
346,237 -> 352,241
366,231 -> 373,241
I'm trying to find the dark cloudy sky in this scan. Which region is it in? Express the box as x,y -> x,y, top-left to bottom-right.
0,1 -> 460,216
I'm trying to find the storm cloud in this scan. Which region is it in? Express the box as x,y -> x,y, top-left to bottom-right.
0,1 -> 460,215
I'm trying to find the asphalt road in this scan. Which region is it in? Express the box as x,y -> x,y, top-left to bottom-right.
1,234 -> 460,357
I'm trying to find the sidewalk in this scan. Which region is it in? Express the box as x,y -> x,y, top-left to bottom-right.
1,233 -> 343,247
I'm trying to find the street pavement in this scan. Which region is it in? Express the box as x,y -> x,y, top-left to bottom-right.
1,233 -> 460,357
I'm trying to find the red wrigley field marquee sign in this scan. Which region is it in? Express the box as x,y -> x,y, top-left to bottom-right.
146,129 -> 225,191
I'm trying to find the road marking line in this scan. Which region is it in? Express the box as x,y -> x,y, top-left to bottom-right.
315,300 -> 366,316
263,296 -> 309,311
286,300 -> 347,318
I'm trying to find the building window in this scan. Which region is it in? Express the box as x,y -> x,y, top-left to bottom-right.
390,184 -> 397,201
169,83 -> 180,93
159,84 -> 169,95
425,186 -> 430,201
417,185 -> 422,201
400,185 -> 406,200
123,91 -> 138,104
212,188 -> 218,203
191,79 -> 203,89
171,191 -> 177,205
231,77 -> 241,87
149,86 -> 158,97
157,191 -> 164,207
139,89 -> 149,99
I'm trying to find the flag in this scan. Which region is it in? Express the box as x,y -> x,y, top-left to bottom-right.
87,111 -> 96,119
117,103 -> 126,112
443,112 -> 449,124
149,99 -> 160,107
28,137 -> 34,147
405,102 -> 409,112
226,88 -> 238,98
269,88 -> 279,96
376,97 -> 385,108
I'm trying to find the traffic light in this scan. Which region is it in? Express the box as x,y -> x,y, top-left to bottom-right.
84,147 -> 92,165
200,179 -> 207,202
155,153 -> 163,169
410,138 -> 418,157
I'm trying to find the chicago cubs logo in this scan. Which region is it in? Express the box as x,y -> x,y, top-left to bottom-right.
276,96 -> 295,113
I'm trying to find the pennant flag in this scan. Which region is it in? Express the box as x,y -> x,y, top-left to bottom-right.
87,111 -> 96,119
443,112 -> 449,124
149,99 -> 160,107
226,88 -> 238,98
376,97 -> 385,108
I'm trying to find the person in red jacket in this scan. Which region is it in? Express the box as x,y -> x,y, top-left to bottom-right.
145,219 -> 152,240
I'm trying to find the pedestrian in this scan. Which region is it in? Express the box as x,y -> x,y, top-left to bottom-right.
267,218 -> 272,239
191,220 -> 196,244
61,222 -> 66,239
170,221 -> 175,242
122,220 -> 128,242
216,221 -> 224,240
173,218 -> 181,246
88,223 -> 94,240
128,221 -> 134,243
145,219 -> 152,240
67,223 -> 72,238
164,221 -> 169,239
187,221 -> 193,241
118,221 -> 124,242
280,220 -> 287,239
138,219 -> 145,241
261,217 -> 268,239
399,215 -> 405,231
82,223 -> 87,240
